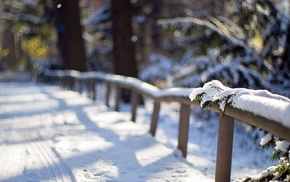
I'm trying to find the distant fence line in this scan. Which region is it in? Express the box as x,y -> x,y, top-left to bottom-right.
41,69 -> 290,182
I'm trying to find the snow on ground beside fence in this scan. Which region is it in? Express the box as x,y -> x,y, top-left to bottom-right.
0,82 -> 211,182
0,77 -> 280,181
41,70 -> 281,180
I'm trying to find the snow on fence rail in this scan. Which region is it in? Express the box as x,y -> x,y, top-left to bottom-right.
41,69 -> 290,182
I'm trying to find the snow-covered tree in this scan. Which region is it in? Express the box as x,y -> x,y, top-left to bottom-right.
155,0 -> 290,98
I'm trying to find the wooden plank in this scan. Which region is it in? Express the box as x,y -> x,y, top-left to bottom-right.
177,103 -> 191,158
215,114 -> 234,182
150,101 -> 161,136
223,106 -> 290,142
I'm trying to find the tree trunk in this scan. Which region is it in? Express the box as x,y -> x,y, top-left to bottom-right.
110,0 -> 138,102
282,24 -> 290,78
0,0 -> 4,44
53,0 -> 87,72
2,30 -> 18,71
1,1 -> 21,71
151,0 -> 162,50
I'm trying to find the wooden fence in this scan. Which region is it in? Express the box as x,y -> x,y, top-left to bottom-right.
41,69 -> 290,182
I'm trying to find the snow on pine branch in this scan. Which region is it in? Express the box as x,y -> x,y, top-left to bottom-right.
189,80 -> 290,128
157,17 -> 268,68
234,157 -> 290,182
157,17 -> 246,49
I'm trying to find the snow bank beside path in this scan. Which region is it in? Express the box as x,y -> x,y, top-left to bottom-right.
0,82 -> 211,182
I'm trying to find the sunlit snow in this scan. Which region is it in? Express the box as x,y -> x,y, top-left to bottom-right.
0,81 -> 278,181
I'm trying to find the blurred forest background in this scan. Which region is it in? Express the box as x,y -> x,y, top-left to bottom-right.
0,0 -> 289,98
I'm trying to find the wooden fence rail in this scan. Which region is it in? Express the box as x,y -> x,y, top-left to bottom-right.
41,70 -> 290,182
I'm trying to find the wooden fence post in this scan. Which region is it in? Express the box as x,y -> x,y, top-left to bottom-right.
150,101 -> 161,136
88,79 -> 96,100
56,76 -> 61,86
73,78 -> 80,92
62,77 -> 68,89
177,103 -> 191,158
215,113 -> 234,182
106,83 -> 111,107
92,79 -> 96,101
130,91 -> 139,122
115,86 -> 121,112
69,77 -> 74,90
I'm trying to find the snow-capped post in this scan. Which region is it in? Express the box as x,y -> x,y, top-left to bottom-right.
177,102 -> 191,158
188,80 -> 236,180
149,101 -> 161,136
130,91 -> 139,122
215,113 -> 234,182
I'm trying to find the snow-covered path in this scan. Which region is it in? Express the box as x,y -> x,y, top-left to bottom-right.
0,82 -> 211,182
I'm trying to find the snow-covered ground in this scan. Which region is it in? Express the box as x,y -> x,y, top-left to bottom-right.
0,82 -> 275,181
0,82 -> 210,182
